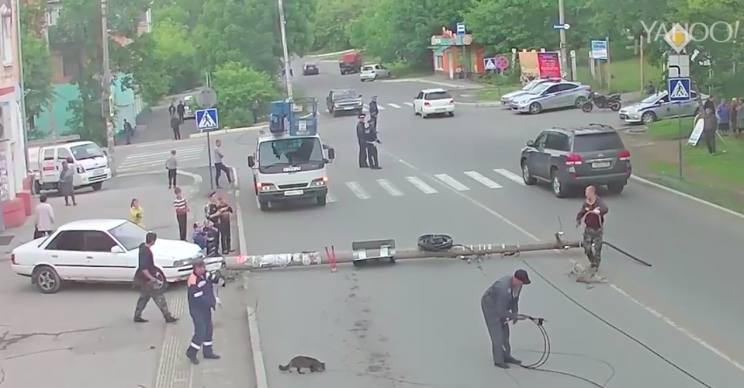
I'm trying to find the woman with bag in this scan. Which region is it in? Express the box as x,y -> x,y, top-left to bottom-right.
34,194 -> 54,239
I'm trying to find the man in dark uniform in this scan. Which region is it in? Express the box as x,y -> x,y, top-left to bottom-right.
368,96 -> 379,129
356,113 -> 369,168
365,119 -> 381,169
205,192 -> 222,255
177,101 -> 186,123
168,101 -> 176,116
216,196 -> 234,255
134,232 -> 178,323
170,115 -> 181,140
481,270 -> 531,369
185,260 -> 222,364
575,185 -> 609,279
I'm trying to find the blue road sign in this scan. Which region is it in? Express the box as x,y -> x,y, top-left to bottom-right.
456,22 -> 465,35
590,40 -> 608,60
552,23 -> 571,30
483,57 -> 497,71
668,78 -> 691,102
196,108 -> 219,131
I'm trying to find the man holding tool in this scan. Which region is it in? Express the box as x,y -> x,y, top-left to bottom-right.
185,260 -> 222,364
575,185 -> 608,281
481,270 -> 531,369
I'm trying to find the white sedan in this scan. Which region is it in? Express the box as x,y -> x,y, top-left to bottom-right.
413,88 -> 455,118
10,219 -> 225,294
360,64 -> 390,82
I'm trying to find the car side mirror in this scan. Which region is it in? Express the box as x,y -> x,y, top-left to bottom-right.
328,148 -> 336,160
111,246 -> 125,254
526,140 -> 535,147
322,144 -> 329,150
247,156 -> 255,167
358,94 -> 363,98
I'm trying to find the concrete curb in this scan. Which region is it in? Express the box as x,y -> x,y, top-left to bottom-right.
190,124 -> 269,139
247,306 -> 269,388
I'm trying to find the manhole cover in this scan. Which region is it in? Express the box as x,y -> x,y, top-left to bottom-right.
0,235 -> 15,246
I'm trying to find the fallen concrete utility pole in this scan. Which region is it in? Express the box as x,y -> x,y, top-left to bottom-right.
226,232 -> 581,271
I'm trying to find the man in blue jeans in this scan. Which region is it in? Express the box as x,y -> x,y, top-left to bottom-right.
212,139 -> 233,188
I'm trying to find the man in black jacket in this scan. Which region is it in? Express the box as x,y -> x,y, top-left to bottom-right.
177,101 -> 186,123
365,120 -> 381,169
134,232 -> 178,323
356,113 -> 368,168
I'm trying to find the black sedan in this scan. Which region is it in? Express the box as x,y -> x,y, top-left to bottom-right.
303,63 -> 319,75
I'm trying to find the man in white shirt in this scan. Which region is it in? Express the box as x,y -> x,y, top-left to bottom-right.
34,194 -> 55,237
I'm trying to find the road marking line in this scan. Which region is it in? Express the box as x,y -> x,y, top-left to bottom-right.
388,103 -> 401,108
493,168 -> 525,186
435,174 -> 470,191
403,102 -> 414,107
377,179 -> 403,196
406,176 -> 438,194
326,190 -> 337,202
247,307 -> 270,388
464,171 -> 502,189
346,181 -> 370,199
381,148 -> 744,374
377,105 -> 386,110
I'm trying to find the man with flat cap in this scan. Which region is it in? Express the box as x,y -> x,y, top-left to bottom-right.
356,113 -> 369,168
481,269 -> 531,369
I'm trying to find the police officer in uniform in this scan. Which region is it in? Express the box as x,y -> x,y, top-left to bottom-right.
365,119 -> 381,169
481,270 -> 531,369
575,185 -> 609,279
368,96 -> 379,128
356,113 -> 369,168
185,260 -> 222,364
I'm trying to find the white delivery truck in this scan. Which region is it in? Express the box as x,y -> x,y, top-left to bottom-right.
247,131 -> 335,211
28,136 -> 112,194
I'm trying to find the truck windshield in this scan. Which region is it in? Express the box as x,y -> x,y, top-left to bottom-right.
258,137 -> 324,173
71,143 -> 105,160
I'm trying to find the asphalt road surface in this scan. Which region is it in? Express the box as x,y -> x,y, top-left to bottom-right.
230,58 -> 744,388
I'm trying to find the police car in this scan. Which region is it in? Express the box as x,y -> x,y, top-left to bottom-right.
10,219 -> 225,294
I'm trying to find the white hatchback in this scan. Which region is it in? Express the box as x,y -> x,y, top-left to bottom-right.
360,64 -> 390,82
10,219 -> 225,293
413,89 -> 455,118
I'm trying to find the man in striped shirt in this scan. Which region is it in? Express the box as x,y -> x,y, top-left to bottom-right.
174,187 -> 189,241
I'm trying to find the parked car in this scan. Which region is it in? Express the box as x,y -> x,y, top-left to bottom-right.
326,89 -> 363,117
519,124 -> 632,198
10,219 -> 225,294
618,90 -> 706,124
360,64 -> 391,82
184,95 -> 197,119
302,62 -> 319,75
501,78 -> 562,106
413,88 -> 455,118
510,81 -> 592,114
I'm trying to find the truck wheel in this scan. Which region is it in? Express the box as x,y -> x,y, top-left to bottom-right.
91,182 -> 103,191
259,200 -> 269,211
317,195 -> 327,206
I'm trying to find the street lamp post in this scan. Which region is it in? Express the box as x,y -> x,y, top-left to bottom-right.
276,0 -> 293,100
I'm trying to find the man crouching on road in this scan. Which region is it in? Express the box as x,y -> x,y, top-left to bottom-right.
481,270 -> 531,369
186,260 -> 222,364
576,185 -> 608,279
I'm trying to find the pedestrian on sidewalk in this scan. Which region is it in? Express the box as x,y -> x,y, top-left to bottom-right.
134,231 -> 178,324
717,98 -> 730,136
166,150 -> 178,188
124,119 -> 134,145
171,115 -> 181,140
703,107 -> 719,154
130,198 -> 145,228
212,140 -> 232,188
736,98 -> 744,138
34,194 -> 54,239
174,187 -> 189,241
205,192 -> 222,255
216,196 -> 234,255
169,101 -> 176,116
59,160 -> 76,206
177,101 -> 186,123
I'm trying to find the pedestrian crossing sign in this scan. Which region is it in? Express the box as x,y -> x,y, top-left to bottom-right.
668,78 -> 691,102
196,108 -> 219,131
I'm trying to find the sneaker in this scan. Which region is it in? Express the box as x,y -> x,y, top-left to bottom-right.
203,352 -> 221,360
165,316 -> 179,323
494,362 -> 510,369
505,357 -> 522,365
133,317 -> 148,323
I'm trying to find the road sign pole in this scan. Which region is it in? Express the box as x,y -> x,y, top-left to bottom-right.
678,105 -> 683,179
207,130 -> 214,190
557,0 -> 569,79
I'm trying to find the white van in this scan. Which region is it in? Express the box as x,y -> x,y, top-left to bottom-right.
29,138 -> 112,193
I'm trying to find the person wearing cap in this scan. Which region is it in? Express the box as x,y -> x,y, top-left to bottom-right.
185,260 -> 222,364
364,119 -> 381,169
355,113 -> 369,168
368,96 -> 379,128
481,269 -> 531,369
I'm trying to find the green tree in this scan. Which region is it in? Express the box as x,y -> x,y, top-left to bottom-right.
19,0 -> 54,132
212,61 -> 279,127
312,0 -> 368,51
151,19 -> 199,93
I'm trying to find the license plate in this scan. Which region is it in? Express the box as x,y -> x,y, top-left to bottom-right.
435,108 -> 445,112
619,114 -> 627,119
592,162 -> 611,168
284,190 -> 304,196
341,106 -> 355,110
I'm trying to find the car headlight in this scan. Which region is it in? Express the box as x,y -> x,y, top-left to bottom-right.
311,177 -> 328,186
257,182 -> 276,191
173,259 -> 188,267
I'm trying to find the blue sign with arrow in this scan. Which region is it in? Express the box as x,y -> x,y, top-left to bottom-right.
196,108 -> 219,132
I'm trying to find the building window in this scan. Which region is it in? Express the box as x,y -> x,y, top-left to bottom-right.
434,54 -> 444,71
1,14 -> 11,66
47,8 -> 61,26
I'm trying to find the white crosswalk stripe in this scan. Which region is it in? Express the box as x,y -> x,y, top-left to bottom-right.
434,174 -> 470,191
377,179 -> 403,196
406,176 -> 437,194
493,169 -> 525,186
387,103 -> 402,108
403,102 -> 414,107
326,190 -> 337,202
346,181 -> 370,199
118,145 -> 206,172
464,171 -> 502,189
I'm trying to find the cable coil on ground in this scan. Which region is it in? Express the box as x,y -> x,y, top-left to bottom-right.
417,234 -> 455,252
